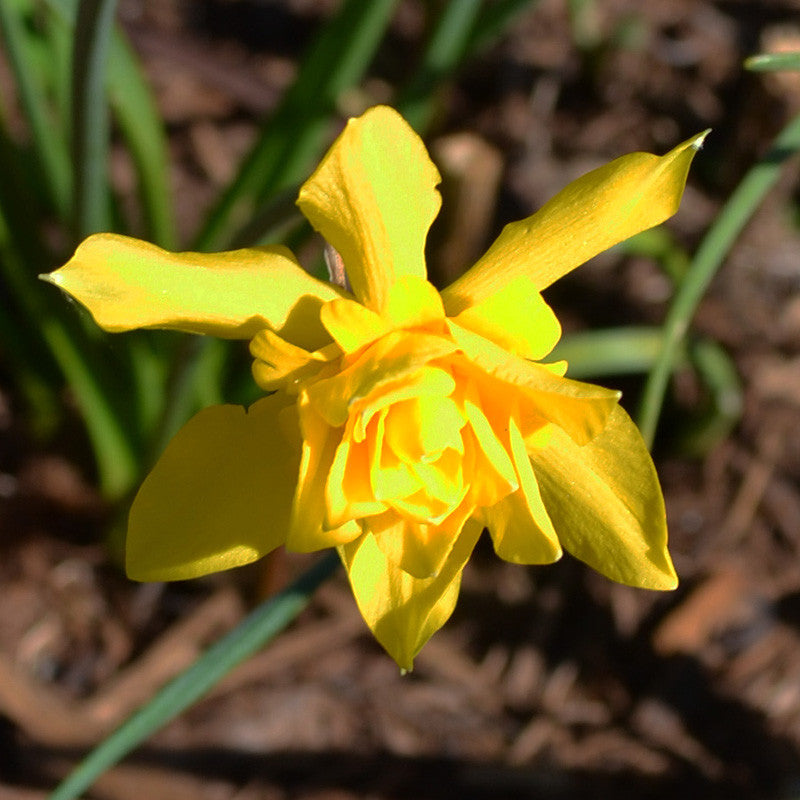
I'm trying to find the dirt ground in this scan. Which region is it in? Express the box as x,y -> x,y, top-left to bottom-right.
3,1 -> 800,798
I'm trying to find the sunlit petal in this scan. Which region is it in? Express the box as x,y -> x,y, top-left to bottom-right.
450,275 -> 561,360
297,106 -> 441,310
307,331 -> 457,427
320,297 -> 390,353
369,497 -> 473,579
530,405 -> 676,589
381,275 -> 445,329
451,322 -> 619,445
46,233 -> 342,348
250,330 -> 339,392
442,132 -> 708,314
127,395 -> 300,580
288,397 -> 361,551
484,419 -> 561,564
340,520 -> 482,670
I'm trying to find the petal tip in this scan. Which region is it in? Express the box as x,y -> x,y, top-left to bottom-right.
691,129 -> 712,151
39,270 -> 62,287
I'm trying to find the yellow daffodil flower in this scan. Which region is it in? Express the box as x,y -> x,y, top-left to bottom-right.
45,106 -> 705,669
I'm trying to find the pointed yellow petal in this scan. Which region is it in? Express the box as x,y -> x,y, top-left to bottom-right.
442,132 -> 708,314
484,419 -> 562,564
297,106 -> 442,311
339,520 -> 482,670
529,404 -> 676,589
368,499 -> 472,579
450,275 -> 561,360
44,233 -> 342,347
126,394 -> 300,581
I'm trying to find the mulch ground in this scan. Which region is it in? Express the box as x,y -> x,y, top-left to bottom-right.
2,1 -> 800,798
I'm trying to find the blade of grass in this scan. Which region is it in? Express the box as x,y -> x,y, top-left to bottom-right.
107,30 -> 177,248
48,551 -> 341,800
43,0 -> 177,247
551,326 -> 677,379
70,0 -> 179,486
552,327 -> 741,453
397,0 -> 483,132
0,202 -> 63,431
71,0 -> 118,237
637,112 -> 800,447
619,227 -> 690,284
677,337 -> 742,455
745,52 -> 800,72
467,0 -> 540,52
0,109 -> 139,495
194,0 -> 398,251
0,0 -> 72,216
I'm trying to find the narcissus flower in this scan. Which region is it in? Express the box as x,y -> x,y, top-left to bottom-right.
46,106 -> 705,669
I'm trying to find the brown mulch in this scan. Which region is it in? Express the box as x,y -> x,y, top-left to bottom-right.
3,1 -> 800,798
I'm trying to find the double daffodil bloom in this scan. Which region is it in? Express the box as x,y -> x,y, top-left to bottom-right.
46,106 -> 705,669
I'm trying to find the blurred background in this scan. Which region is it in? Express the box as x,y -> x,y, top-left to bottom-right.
2,0 -> 800,797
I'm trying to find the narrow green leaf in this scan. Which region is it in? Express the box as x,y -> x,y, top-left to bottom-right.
48,0 -> 178,247
638,113 -> 800,446
107,31 -> 178,248
745,52 -> 800,72
467,0 -> 540,53
551,327 -> 675,379
398,0 -> 483,132
72,0 -> 118,237
195,0 -> 399,251
677,338 -> 742,455
48,552 -> 341,800
0,0 -> 72,216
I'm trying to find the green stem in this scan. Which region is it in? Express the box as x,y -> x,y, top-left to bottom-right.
48,551 -> 341,800
637,111 -> 800,447
72,0 -> 118,237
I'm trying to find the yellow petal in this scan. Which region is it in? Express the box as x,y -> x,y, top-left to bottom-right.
126,394 -> 300,581
369,410 -> 424,502
451,323 -> 619,445
44,233 -> 342,348
383,395 -> 465,462
339,519 -> 482,670
442,131 -> 708,315
450,275 -> 561,360
462,396 -> 518,499
325,427 -> 385,528
307,330 -> 457,427
381,275 -> 445,329
288,397 -> 361,552
368,499 -> 472,579
320,297 -> 390,353
297,106 -> 442,311
484,419 -> 561,564
250,331 -> 339,392
529,404 -> 676,589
